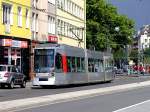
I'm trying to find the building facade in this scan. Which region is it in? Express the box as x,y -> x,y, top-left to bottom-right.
31,0 -> 86,47
31,0 -> 56,42
56,0 -> 86,48
0,0 -> 31,78
138,25 -> 150,51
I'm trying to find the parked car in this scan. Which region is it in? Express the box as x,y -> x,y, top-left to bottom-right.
113,67 -> 123,74
116,68 -> 123,74
0,65 -> 26,88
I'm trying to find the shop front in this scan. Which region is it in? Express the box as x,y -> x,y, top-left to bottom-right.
0,38 -> 30,79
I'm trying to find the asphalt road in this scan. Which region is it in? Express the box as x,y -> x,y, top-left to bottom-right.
16,85 -> 150,112
0,76 -> 150,102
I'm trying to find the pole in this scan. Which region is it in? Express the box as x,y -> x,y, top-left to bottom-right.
138,36 -> 141,82
55,0 -> 57,38
83,0 -> 88,82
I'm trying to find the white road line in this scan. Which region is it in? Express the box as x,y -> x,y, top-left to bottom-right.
113,99 -> 150,112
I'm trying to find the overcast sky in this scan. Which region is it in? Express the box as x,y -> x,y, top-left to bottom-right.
109,0 -> 150,31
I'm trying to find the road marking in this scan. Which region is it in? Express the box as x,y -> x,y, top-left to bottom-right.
113,99 -> 150,112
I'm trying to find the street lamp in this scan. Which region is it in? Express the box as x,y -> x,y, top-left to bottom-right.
115,26 -> 120,32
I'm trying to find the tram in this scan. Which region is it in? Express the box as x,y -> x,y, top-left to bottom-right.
33,44 -> 114,86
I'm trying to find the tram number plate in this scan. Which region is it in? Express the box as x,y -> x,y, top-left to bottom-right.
39,78 -> 48,81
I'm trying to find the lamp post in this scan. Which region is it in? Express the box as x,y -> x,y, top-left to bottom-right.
114,27 -> 121,68
106,27 -> 120,52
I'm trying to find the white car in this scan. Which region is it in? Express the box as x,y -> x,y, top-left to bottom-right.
0,65 -> 26,88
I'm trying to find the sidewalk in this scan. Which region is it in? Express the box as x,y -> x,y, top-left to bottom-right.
116,73 -> 150,77
26,81 -> 32,88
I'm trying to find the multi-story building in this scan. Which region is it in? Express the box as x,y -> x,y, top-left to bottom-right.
137,25 -> 150,51
31,0 -> 86,47
31,0 -> 56,42
56,0 -> 86,48
0,0 -> 31,78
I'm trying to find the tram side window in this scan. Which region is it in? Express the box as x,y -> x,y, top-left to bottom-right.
55,53 -> 63,72
81,58 -> 85,72
99,60 -> 104,72
72,57 -> 76,72
94,59 -> 99,72
77,57 -> 81,72
88,58 -> 95,72
67,57 -> 72,72
67,57 -> 85,73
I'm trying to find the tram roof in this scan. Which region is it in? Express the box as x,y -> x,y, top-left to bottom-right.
35,43 -> 112,58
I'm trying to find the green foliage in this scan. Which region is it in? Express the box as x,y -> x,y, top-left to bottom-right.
86,0 -> 135,53
144,48 -> 150,56
129,49 -> 138,63
113,48 -> 126,59
143,48 -> 150,64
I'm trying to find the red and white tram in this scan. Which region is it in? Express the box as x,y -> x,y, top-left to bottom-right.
33,44 -> 114,86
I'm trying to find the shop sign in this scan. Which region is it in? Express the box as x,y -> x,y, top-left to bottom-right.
3,39 -> 12,46
21,41 -> 28,48
12,40 -> 21,47
48,36 -> 58,43
0,39 -> 28,48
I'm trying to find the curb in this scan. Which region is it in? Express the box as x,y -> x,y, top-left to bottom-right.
1,81 -> 150,112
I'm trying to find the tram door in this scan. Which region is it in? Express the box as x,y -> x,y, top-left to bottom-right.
104,57 -> 113,81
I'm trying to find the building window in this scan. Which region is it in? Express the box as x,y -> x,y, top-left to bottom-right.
31,12 -> 35,31
18,7 -> 22,27
36,14 -> 38,32
57,19 -> 61,35
25,9 -> 29,28
57,0 -> 84,19
2,4 -> 12,24
48,16 -> 55,34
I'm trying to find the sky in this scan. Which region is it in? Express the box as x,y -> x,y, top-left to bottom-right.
109,0 -> 150,31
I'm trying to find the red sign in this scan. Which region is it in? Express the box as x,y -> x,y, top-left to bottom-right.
21,41 -> 28,48
48,36 -> 58,43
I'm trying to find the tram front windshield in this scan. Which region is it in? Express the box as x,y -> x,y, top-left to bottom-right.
34,49 -> 54,73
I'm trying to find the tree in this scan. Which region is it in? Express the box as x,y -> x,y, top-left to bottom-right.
143,48 -> 150,64
86,0 -> 135,52
129,49 -> 138,64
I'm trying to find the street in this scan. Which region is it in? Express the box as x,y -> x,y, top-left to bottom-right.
0,76 -> 150,102
15,84 -> 150,112
0,0 -> 149,111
